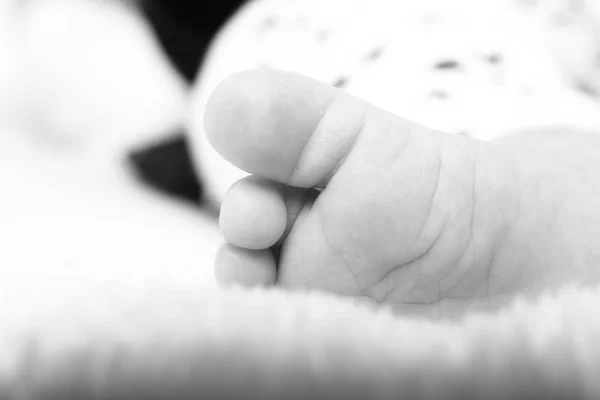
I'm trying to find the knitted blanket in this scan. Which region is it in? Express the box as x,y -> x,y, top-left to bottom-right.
1,283 -> 598,399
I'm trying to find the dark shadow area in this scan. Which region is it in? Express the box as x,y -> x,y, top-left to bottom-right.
140,0 -> 246,83
128,1 -> 246,206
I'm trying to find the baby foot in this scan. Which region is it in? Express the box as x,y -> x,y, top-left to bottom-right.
206,68 -> 600,317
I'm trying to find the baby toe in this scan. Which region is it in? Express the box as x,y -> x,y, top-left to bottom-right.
214,243 -> 277,287
219,176 -> 287,250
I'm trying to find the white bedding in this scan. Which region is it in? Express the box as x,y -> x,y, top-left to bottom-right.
189,0 -> 600,204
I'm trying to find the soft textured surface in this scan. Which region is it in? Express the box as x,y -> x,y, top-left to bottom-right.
0,283 -> 599,399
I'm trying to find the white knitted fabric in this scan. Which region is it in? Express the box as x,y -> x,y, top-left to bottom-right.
188,0 -> 600,205
0,282 -> 598,399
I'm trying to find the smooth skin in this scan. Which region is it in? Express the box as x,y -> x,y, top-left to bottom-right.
207,68 -> 600,318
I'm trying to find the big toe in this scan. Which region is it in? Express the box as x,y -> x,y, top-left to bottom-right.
205,68 -> 378,188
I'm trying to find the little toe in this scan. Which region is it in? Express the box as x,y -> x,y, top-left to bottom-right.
219,176 -> 287,250
214,243 -> 277,287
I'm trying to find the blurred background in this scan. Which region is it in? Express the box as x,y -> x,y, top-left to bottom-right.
0,0 -> 246,296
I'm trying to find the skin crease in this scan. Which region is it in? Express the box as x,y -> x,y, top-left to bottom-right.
208,69 -> 600,319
